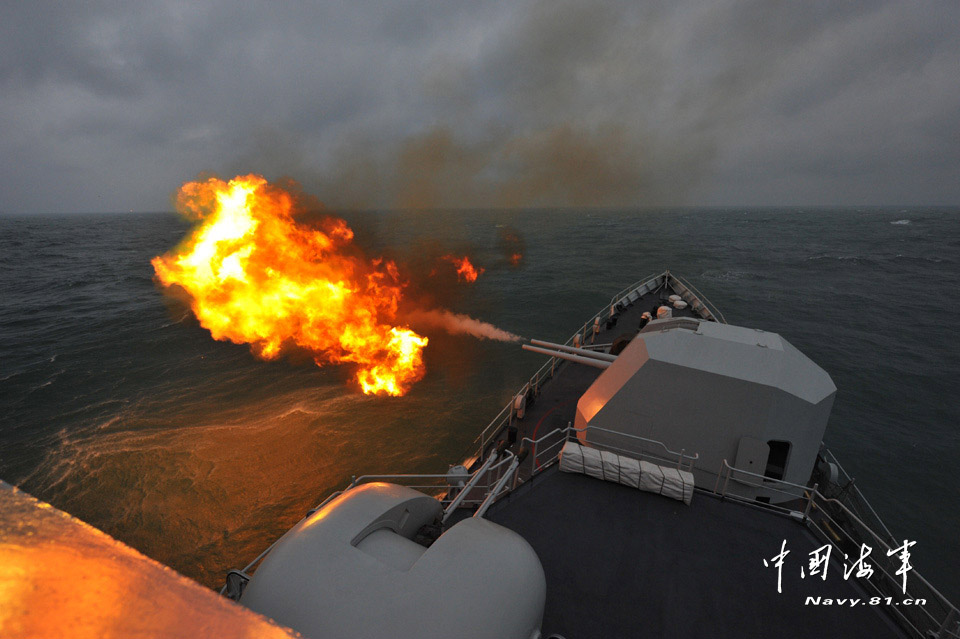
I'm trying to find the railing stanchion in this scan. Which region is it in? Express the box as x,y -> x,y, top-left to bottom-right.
937,607 -> 957,639
804,483 -> 818,521
475,454 -> 521,518
442,450 -> 501,522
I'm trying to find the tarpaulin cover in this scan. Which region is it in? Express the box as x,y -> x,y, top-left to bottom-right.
560,441 -> 692,504
639,461 -> 694,505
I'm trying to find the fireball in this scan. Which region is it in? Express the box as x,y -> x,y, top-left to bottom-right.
441,254 -> 484,282
151,174 -> 427,396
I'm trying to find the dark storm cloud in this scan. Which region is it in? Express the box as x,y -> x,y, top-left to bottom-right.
1,0 -> 958,213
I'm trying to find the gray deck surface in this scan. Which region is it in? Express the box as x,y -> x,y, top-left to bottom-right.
474,279 -> 907,637
486,467 -> 907,639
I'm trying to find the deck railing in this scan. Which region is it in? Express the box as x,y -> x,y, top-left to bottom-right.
807,494 -> 960,639
668,271 -> 728,324
220,449 -> 522,598
224,420 -> 694,598
516,422 -> 958,639
475,271 -> 710,461
521,424 -> 699,475
819,447 -> 897,544
711,459 -> 960,639
607,272 -> 663,308
606,270 -> 728,325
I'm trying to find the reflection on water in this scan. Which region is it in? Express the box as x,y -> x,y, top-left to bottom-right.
19,386 -> 454,587
16,334 -> 520,587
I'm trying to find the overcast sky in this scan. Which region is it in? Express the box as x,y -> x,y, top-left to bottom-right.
2,1 -> 958,213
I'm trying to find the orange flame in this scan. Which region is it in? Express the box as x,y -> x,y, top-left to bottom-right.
498,228 -> 525,267
151,174 -> 427,396
441,254 -> 484,282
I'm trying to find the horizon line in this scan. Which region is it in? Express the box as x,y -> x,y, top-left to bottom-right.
2,204 -> 960,217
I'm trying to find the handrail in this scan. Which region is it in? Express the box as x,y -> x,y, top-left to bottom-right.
811,494 -> 959,638
223,446 -> 524,595
821,446 -> 896,543
711,459 -> 960,639
607,272 -> 663,308
475,270 -> 708,463
714,458 -> 811,496
572,425 -> 699,467
806,509 -> 956,639
520,424 -> 700,476
475,453 -> 521,518
225,418 -> 695,595
669,272 -> 728,324
442,450 -> 500,521
463,270 -> 955,635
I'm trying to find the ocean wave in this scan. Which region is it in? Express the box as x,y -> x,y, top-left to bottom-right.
892,254 -> 945,264
94,413 -> 125,431
698,270 -> 747,282
806,252 -> 948,267
155,311 -> 192,330
891,219 -> 911,225
25,368 -> 66,393
806,254 -> 870,264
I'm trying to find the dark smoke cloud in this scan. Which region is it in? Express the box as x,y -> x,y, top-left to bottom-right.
291,1 -> 960,210
2,0 -> 959,212
292,1 -> 722,210
314,124 -> 656,210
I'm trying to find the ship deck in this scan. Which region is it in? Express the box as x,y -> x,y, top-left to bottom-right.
485,466 -> 907,639
472,276 -> 908,637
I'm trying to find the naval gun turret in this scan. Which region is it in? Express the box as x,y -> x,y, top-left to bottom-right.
573,318 -> 836,503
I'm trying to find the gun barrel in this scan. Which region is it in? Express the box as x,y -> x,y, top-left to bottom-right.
521,344 -> 612,369
528,339 -> 617,362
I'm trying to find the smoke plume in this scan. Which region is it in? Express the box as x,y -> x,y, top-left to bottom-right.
404,308 -> 523,343
229,0 -> 730,211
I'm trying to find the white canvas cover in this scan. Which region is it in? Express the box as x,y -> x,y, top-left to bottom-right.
639,460 -> 664,493
639,461 -> 694,505
558,440 -> 584,474
558,442 -> 682,499
581,445 -> 604,481
559,441 -> 605,480
600,450 -> 621,483
618,455 -> 641,489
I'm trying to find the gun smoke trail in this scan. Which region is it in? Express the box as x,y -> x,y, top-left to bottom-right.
403,308 -> 522,343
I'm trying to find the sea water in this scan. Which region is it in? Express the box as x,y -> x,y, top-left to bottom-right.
1,208 -> 957,600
